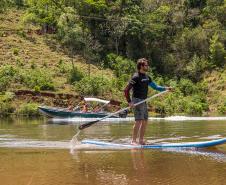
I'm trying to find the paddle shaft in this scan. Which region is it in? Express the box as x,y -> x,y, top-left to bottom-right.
78,90 -> 169,130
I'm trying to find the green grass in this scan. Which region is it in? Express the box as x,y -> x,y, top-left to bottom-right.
0,9 -> 114,95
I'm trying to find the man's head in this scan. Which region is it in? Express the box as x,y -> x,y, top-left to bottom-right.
137,58 -> 149,72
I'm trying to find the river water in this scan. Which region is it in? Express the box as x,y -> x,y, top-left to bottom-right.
0,117 -> 226,185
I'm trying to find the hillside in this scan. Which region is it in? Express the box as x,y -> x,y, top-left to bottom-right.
0,8 -> 225,116
0,9 -> 114,94
0,9 -> 119,116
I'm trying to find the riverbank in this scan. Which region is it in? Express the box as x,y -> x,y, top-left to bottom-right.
0,8 -> 225,117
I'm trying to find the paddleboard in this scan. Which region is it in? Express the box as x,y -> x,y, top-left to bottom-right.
81,137 -> 226,149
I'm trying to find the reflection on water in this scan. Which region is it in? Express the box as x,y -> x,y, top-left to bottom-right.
0,118 -> 226,185
70,149 -> 226,185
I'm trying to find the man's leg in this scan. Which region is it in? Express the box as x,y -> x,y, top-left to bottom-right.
132,120 -> 142,144
139,119 -> 148,145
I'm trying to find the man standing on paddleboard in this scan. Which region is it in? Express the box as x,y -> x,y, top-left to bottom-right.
124,58 -> 173,145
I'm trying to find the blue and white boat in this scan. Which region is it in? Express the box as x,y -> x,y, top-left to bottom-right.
38,98 -> 124,119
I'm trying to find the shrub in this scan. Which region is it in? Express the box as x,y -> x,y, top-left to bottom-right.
12,48 -> 19,55
20,68 -> 55,91
182,94 -> 208,115
15,57 -> 24,67
178,78 -> 198,96
185,55 -> 212,81
0,92 -> 15,102
57,59 -> 70,74
74,75 -> 111,96
34,85 -> 41,93
184,101 -> 203,115
0,65 -> 18,77
209,33 -> 226,67
151,90 -> 185,115
152,100 -> 166,116
67,67 -> 84,84
218,101 -> 226,115
150,79 -> 209,116
0,101 -> 14,117
105,54 -> 136,77
17,103 -> 40,117
0,92 -> 15,117
111,74 -> 130,91
0,77 -> 11,92
0,65 -> 19,92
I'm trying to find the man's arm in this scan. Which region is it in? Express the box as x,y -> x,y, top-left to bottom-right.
148,81 -> 166,92
124,83 -> 133,103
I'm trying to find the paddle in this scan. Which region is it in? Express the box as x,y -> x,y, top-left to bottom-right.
78,90 -> 169,130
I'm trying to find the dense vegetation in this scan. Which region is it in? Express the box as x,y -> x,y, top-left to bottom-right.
0,0 -> 225,117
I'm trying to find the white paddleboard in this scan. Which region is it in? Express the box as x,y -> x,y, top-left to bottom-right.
81,138 -> 226,149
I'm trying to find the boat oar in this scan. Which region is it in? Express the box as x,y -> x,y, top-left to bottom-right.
78,90 -> 169,130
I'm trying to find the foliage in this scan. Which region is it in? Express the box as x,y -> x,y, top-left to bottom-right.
185,55 -> 212,81
0,0 -> 24,12
57,59 -> 84,83
0,92 -> 15,102
0,0 -> 8,13
22,0 -> 63,31
178,78 -> 199,96
209,33 -> 226,67
21,0 -> 225,77
20,68 -> 55,91
0,92 -> 15,117
74,75 -> 111,96
111,74 -> 130,91
105,53 -> 136,77
152,93 -> 208,116
57,59 -> 71,74
1,0 -> 226,116
67,66 -> 84,84
0,65 -> 19,92
217,100 -> 226,114
144,5 -> 171,40
56,7 -> 102,62
0,101 -> 14,117
17,103 -> 40,117
150,78 -> 209,116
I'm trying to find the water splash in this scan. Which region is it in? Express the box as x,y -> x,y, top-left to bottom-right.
70,130 -> 81,154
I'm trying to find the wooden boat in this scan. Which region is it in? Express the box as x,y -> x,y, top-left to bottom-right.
38,97 -> 123,118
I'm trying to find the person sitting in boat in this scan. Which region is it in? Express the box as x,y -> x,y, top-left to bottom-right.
93,105 -> 101,113
68,100 -> 74,111
82,103 -> 88,113
68,105 -> 74,111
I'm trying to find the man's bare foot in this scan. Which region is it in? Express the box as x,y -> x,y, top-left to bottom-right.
131,141 -> 138,145
139,141 -> 146,145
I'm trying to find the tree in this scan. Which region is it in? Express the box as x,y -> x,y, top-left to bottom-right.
209,33 -> 226,67
23,0 -> 64,32
57,7 -> 102,62
0,0 -> 9,13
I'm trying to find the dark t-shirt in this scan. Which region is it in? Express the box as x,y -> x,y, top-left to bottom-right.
129,72 -> 152,99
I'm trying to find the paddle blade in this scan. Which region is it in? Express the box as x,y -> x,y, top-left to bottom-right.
79,120 -> 100,130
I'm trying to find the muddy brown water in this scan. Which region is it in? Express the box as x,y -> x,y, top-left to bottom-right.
0,118 -> 226,185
